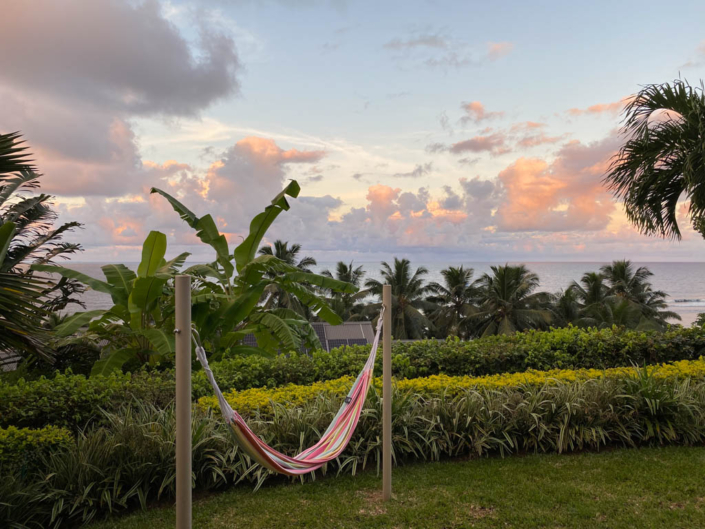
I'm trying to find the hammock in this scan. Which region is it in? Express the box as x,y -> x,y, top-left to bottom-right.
194,310 -> 384,476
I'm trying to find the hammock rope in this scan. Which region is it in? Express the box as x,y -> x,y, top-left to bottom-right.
193,308 -> 385,476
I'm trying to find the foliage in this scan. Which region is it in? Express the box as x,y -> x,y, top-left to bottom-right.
151,182 -> 356,357
426,265 -> 479,339
5,370 -> 705,527
321,261 -> 369,321
0,132 -> 84,366
565,260 -> 680,331
365,258 -> 433,339
603,79 -> 705,240
199,357 -> 705,415
33,230 -> 188,376
0,370 -> 175,430
0,425 -> 72,467
6,325 -> 705,433
472,264 -> 553,336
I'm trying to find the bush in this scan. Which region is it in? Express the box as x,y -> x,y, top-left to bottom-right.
199,357 -> 705,416
3,366 -> 705,528
4,325 -> 705,432
0,369 -> 175,430
0,425 -> 72,467
195,325 -> 705,397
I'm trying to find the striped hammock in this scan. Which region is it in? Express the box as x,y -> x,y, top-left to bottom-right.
194,310 -> 383,476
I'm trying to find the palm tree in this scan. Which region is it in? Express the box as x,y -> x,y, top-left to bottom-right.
472,264 -> 553,336
600,260 -> 652,301
570,272 -> 610,307
258,240 -> 317,315
603,79 -> 705,239
0,132 -> 84,364
600,260 -> 679,328
551,288 -> 581,327
258,240 -> 316,271
426,266 -> 479,338
321,261 -> 368,321
365,258 -> 432,339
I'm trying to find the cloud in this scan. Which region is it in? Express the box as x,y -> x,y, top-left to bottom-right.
681,40 -> 705,68
450,133 -> 509,155
393,162 -> 433,178
495,135 -> 620,232
486,42 -> 514,61
384,33 -> 449,50
0,0 -> 240,116
384,29 -> 514,70
566,98 -> 632,117
459,101 -> 504,124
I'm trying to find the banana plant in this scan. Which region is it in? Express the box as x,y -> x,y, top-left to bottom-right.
33,231 -> 189,376
150,180 -> 357,357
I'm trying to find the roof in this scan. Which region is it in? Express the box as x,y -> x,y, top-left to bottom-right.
242,321 -> 375,353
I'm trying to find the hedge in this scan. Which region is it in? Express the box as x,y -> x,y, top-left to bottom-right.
198,357 -> 705,416
0,425 -> 72,467
3,325 -> 705,431
0,370 -> 175,430
3,364 -> 705,528
193,324 -> 705,397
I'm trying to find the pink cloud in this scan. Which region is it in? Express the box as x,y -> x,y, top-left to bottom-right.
486,42 -> 514,61
460,101 -> 504,124
495,135 -> 620,232
450,133 -> 509,155
566,97 -> 633,117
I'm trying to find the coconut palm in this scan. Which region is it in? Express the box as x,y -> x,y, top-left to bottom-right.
600,260 -> 652,300
603,79 -> 705,239
551,288 -> 581,327
321,261 -> 368,321
258,240 -> 317,315
599,260 -> 679,328
258,240 -> 316,271
472,264 -> 553,336
365,258 -> 432,339
0,132 -> 83,365
425,266 -> 479,338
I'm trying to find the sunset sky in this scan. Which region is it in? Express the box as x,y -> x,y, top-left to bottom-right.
2,0 -> 705,263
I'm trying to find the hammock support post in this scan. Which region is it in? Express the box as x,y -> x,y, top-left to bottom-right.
382,284 -> 392,501
175,275 -> 192,529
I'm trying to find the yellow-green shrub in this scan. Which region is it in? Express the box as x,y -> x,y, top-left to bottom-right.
199,357 -> 705,416
0,425 -> 73,466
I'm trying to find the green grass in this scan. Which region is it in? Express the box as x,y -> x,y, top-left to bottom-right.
94,446 -> 705,529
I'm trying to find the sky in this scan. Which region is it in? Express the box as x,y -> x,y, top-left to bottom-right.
1,0 -> 705,264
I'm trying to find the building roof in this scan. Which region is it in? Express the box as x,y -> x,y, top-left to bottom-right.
242,321 -> 374,353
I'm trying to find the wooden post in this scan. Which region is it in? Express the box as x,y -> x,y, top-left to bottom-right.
382,284 -> 392,501
175,275 -> 192,529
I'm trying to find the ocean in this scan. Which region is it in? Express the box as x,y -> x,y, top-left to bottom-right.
62,261 -> 705,327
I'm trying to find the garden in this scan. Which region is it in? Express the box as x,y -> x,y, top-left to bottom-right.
2,79 -> 705,528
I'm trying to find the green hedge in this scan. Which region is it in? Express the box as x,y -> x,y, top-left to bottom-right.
0,425 -> 72,467
194,325 -> 705,397
3,325 -> 705,431
0,370 -> 175,430
3,369 -> 705,528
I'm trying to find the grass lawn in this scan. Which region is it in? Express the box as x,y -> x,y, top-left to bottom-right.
94,446 -> 705,529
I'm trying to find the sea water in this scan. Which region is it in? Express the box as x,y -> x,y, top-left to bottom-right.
61,261 -> 705,326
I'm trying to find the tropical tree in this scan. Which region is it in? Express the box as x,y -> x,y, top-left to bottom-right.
152,181 -> 356,357
365,258 -> 432,339
472,264 -> 553,336
0,132 -> 83,367
425,266 -> 479,338
34,231 -> 189,375
600,260 -> 679,328
258,240 -> 316,271
257,240 -> 317,315
321,261 -> 368,321
603,79 -> 705,239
